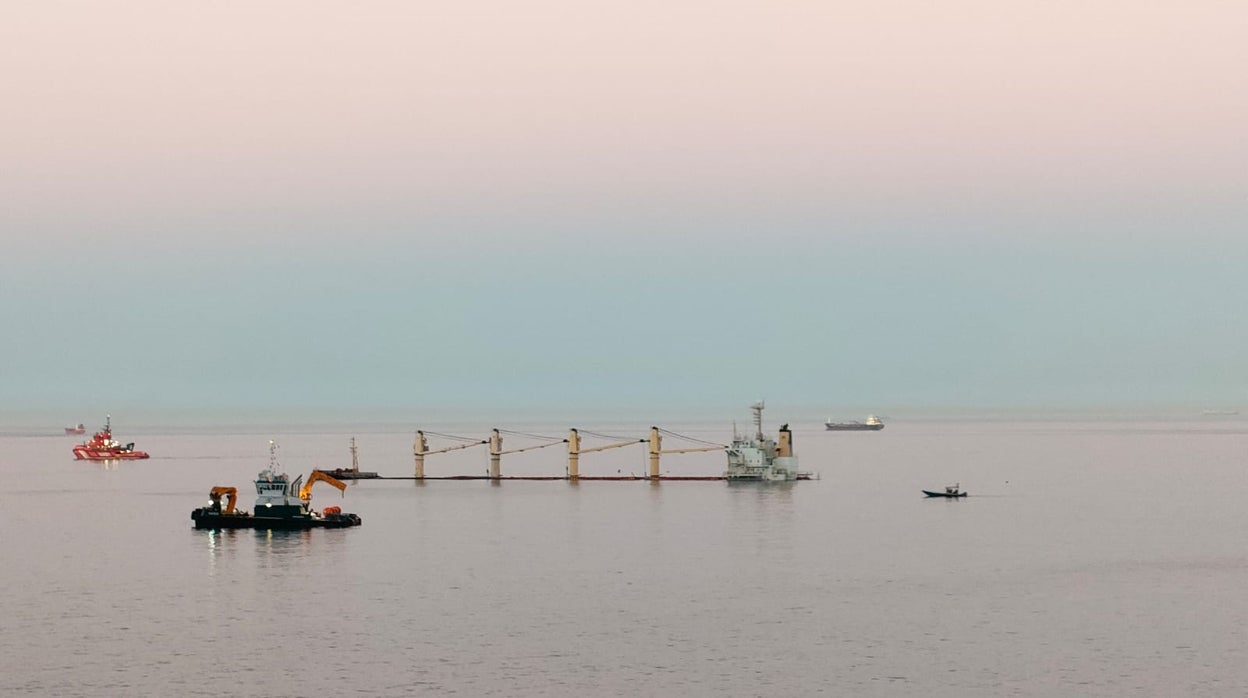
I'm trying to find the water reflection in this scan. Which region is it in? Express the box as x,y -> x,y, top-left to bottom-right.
726,482 -> 798,557
256,528 -> 314,552
726,480 -> 798,510
198,524 -> 347,575
202,528 -> 244,575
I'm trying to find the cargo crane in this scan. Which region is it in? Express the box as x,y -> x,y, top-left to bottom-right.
648,427 -> 726,479
566,429 -> 645,479
413,430 -> 488,478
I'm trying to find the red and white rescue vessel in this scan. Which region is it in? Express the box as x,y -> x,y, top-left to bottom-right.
72,415 -> 150,460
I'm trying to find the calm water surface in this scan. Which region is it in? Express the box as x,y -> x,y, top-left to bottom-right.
2,418 -> 1246,696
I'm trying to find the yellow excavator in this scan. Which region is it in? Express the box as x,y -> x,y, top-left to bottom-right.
208,486 -> 239,514
299,469 -> 348,502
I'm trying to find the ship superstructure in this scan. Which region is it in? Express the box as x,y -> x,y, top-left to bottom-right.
253,442 -> 310,519
724,402 -> 801,481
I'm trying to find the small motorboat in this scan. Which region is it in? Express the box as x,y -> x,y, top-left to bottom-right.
923,483 -> 966,498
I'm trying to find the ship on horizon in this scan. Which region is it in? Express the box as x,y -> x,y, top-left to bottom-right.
825,414 -> 884,431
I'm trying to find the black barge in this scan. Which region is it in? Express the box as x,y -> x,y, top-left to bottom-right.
191,441 -> 362,530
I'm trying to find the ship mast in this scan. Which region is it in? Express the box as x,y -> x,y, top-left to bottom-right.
751,400 -> 764,441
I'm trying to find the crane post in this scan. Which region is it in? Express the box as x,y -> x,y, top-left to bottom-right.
567,428 -> 580,480
648,427 -> 662,479
489,429 -> 502,479
413,430 -> 428,479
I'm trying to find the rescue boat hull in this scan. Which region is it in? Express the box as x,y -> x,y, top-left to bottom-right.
73,447 -> 150,460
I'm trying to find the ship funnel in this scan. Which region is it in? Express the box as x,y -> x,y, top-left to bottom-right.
777,424 -> 793,457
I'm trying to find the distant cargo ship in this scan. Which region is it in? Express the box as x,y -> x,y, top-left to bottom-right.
825,414 -> 884,431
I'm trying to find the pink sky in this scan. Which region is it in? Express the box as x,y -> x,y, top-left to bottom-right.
3,0 -> 1245,247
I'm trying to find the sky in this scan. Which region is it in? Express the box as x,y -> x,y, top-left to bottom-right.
1,0 -> 1246,422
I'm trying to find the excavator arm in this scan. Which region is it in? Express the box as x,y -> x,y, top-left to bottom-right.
209,486 -> 238,514
299,469 -> 347,501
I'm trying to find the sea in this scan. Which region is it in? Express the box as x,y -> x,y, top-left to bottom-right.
2,415 -> 1246,696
